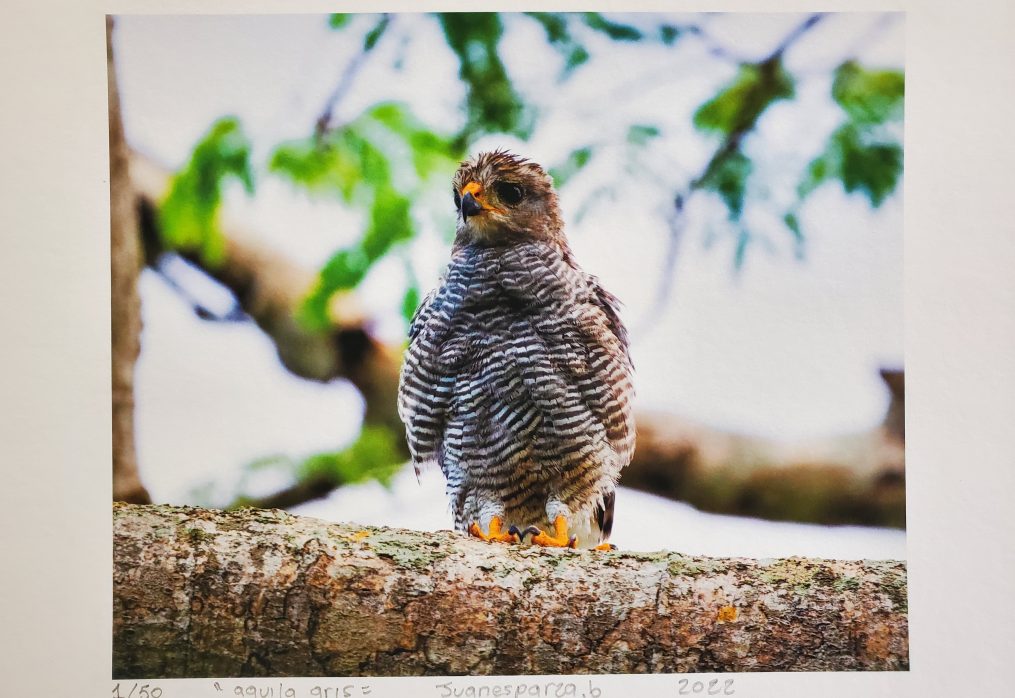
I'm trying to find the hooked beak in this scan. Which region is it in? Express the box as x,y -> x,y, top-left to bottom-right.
461,191 -> 484,220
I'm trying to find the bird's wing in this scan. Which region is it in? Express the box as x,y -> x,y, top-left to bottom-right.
589,279 -> 631,365
398,284 -> 454,476
399,250 -> 504,478
498,244 -> 637,470
577,273 -> 637,468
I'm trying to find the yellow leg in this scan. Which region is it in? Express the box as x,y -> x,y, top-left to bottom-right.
526,515 -> 577,548
468,515 -> 520,544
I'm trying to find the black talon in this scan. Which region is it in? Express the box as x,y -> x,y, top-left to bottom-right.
507,525 -> 523,541
523,526 -> 541,540
568,535 -> 578,549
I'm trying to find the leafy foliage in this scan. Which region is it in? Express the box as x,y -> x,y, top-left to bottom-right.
270,102 -> 462,330
627,124 -> 661,146
161,15 -> 904,325
524,12 -> 589,75
800,62 -> 904,206
328,13 -> 352,30
363,14 -> 390,51
690,55 -> 903,262
401,284 -> 421,325
831,61 -> 904,125
658,24 -> 683,46
700,150 -> 753,221
438,12 -> 533,140
801,124 -> 903,206
549,146 -> 594,188
298,425 -> 404,487
215,425 -> 406,509
158,117 -> 253,266
692,59 -> 794,232
694,60 -> 795,138
581,12 -> 644,42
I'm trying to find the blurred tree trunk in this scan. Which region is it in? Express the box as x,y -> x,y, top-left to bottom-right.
126,152 -> 905,526
108,17 -> 150,504
113,503 -> 908,677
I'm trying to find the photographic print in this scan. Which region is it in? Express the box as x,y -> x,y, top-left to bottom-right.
109,11 -> 907,680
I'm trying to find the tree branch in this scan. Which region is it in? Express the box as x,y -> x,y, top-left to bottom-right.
113,503 -> 908,677
637,13 -> 827,329
315,14 -> 393,139
130,151 -> 403,436
623,408 -> 905,528
108,17 -> 151,504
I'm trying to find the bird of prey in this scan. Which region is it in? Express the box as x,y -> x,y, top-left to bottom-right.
397,150 -> 635,549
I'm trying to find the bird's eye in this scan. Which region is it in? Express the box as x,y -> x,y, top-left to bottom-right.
453,189 -> 461,210
494,182 -> 524,206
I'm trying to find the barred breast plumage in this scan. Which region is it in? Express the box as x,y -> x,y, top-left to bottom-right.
397,151 -> 635,549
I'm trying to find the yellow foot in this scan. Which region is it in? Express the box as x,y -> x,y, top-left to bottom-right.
593,542 -> 618,551
524,515 -> 578,549
468,515 -> 520,544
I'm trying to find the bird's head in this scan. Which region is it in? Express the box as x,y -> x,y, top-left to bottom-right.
451,150 -> 565,247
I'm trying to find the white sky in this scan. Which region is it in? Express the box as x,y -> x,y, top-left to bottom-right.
116,13 -> 905,555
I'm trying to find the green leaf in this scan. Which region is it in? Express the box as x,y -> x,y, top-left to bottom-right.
582,13 -> 643,42
797,62 -> 903,209
838,131 -> 903,207
438,12 -> 533,138
565,45 -> 591,72
301,194 -> 414,330
297,279 -> 334,332
699,149 -> 753,220
525,12 -> 590,76
365,102 -> 464,177
228,425 -> 406,506
832,61 -> 904,125
269,137 -> 360,200
783,211 -> 806,258
693,60 -> 795,137
363,185 -> 413,257
733,228 -> 751,271
321,248 -> 370,292
400,257 -> 421,325
158,116 -> 253,267
525,11 -> 568,42
271,102 -> 463,330
301,425 -> 405,487
659,24 -> 682,45
784,211 -> 802,242
363,15 -> 390,51
401,284 -> 421,324
329,13 -> 352,29
271,128 -> 405,330
801,123 -> 903,207
271,102 -> 461,194
549,146 -> 593,188
627,124 -> 661,146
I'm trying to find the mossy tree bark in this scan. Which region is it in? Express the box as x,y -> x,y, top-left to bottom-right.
113,503 -> 908,678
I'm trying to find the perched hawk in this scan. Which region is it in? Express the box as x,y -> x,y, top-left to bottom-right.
397,151 -> 635,549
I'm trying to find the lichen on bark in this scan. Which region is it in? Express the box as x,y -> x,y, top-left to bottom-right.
113,503 -> 908,677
